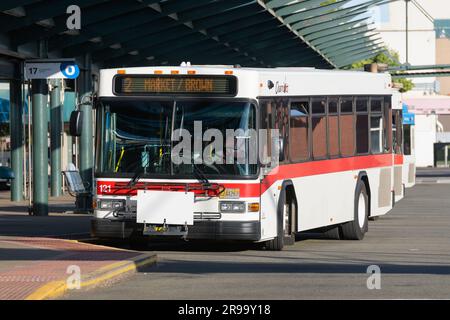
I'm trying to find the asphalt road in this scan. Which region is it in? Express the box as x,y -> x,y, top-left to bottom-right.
61,182 -> 450,300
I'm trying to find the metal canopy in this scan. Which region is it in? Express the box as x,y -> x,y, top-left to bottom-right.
263,0 -> 387,67
0,0 -> 387,69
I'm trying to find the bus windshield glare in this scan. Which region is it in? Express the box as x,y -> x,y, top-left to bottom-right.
95,99 -> 258,178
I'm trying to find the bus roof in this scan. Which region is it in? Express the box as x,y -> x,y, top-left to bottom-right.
98,65 -> 393,99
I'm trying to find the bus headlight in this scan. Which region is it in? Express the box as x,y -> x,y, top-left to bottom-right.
219,201 -> 246,213
98,199 -> 125,210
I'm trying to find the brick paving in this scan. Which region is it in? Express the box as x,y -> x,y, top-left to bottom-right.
0,237 -> 143,300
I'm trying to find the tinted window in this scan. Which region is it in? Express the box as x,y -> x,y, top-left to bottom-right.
312,116 -> 327,158
356,97 -> 368,112
328,98 -> 338,114
312,97 -> 326,114
290,101 -> 309,161
404,124 -> 411,155
371,98 -> 382,112
340,97 -> 353,113
356,114 -> 369,154
328,115 -> 339,157
340,113 -> 355,156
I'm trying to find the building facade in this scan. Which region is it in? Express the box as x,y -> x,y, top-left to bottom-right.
377,1 -> 450,167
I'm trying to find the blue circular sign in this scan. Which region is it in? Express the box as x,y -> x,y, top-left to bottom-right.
60,62 -> 80,79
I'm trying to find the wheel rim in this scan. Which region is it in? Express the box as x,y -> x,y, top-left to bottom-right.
283,203 -> 290,236
358,193 -> 366,229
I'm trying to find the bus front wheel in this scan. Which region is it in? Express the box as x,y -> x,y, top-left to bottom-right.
340,181 -> 369,240
266,195 -> 296,251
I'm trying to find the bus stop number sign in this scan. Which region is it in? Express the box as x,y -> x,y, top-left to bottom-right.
25,61 -> 80,80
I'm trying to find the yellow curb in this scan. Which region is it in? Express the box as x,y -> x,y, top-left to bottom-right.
25,253 -> 157,300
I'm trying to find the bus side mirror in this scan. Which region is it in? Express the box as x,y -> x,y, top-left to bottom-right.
69,111 -> 83,136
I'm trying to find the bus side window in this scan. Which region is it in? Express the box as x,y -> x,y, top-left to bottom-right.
404,124 -> 411,155
328,98 -> 339,157
290,101 -> 310,162
311,97 -> 327,159
277,99 -> 290,162
384,97 -> 393,153
396,110 -> 403,154
391,109 -> 402,154
370,98 -> 384,154
339,97 -> 355,157
392,111 -> 397,152
260,100 -> 272,163
355,97 -> 369,155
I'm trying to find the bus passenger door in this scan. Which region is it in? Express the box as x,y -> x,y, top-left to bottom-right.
259,98 -> 290,240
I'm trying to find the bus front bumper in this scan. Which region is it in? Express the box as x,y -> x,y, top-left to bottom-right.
91,218 -> 260,241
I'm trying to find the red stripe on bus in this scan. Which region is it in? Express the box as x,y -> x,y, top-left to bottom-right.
96,154 -> 393,197
394,154 -> 403,165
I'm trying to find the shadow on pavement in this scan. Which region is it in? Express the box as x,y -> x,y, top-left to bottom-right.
136,258 -> 450,276
89,231 -> 330,253
416,168 -> 450,177
0,214 -> 91,239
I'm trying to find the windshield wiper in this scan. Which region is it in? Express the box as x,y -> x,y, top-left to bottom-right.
193,163 -> 211,187
126,152 -> 154,188
127,169 -> 143,188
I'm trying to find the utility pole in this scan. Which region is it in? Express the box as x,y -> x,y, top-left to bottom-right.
405,0 -> 410,65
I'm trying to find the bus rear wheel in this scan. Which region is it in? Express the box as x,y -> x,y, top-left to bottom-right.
340,181 -> 368,240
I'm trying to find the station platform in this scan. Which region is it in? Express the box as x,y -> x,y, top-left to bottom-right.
0,191 -> 76,216
0,191 -> 156,300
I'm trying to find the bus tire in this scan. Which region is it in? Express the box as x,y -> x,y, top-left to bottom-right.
340,181 -> 368,240
392,191 -> 395,208
323,226 -> 340,240
266,194 -> 296,251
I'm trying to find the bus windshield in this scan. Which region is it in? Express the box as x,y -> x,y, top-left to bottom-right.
95,99 -> 258,178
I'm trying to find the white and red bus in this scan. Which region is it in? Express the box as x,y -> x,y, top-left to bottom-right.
392,91 -> 405,202
92,65 -> 402,250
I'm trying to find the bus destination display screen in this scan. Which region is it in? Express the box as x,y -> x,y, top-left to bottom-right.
114,75 -> 237,96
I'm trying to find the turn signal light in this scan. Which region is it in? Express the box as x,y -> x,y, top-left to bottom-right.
154,70 -> 163,74
248,203 -> 260,212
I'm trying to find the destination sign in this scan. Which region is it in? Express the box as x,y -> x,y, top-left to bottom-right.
114,75 -> 237,96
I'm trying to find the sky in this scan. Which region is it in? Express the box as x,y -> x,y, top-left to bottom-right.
348,0 -> 450,23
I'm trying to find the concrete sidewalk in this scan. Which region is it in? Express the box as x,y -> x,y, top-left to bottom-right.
0,236 -> 156,300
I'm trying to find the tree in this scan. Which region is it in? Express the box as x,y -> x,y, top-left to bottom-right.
349,49 -> 414,93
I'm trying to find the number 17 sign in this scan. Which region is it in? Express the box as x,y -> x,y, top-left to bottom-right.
25,59 -> 80,80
